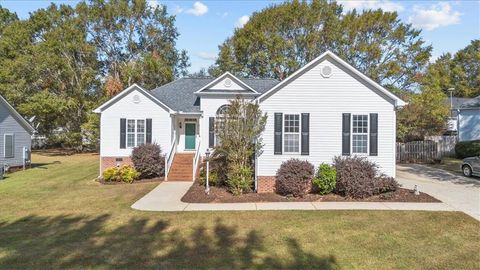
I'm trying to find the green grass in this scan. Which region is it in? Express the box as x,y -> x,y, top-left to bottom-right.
0,152 -> 479,269
429,157 -> 464,173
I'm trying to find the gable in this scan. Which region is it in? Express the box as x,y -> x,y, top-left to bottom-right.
0,95 -> 34,134
195,72 -> 258,95
94,84 -> 171,114
258,51 -> 405,107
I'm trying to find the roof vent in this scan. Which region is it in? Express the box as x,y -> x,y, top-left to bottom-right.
321,65 -> 333,78
132,94 -> 141,104
224,78 -> 232,88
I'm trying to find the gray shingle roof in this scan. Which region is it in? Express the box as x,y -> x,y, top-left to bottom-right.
150,77 -> 279,112
459,95 -> 480,109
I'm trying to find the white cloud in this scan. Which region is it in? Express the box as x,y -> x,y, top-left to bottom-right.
197,52 -> 217,61
173,6 -> 184,15
148,0 -> 160,10
338,0 -> 404,13
235,15 -> 250,28
409,3 -> 461,31
186,1 -> 208,16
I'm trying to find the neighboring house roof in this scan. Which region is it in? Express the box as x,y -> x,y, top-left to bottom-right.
447,97 -> 472,109
150,77 -> 279,112
257,50 -> 406,107
459,95 -> 480,109
0,95 -> 35,134
93,84 -> 173,113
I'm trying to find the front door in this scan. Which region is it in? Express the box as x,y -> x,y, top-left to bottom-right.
185,123 -> 196,150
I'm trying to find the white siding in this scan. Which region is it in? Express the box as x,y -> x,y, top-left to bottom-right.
100,89 -> 172,157
199,95 -> 255,155
209,78 -> 246,91
258,58 -> 397,177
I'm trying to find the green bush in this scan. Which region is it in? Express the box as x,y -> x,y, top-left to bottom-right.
198,165 -> 219,186
227,164 -> 253,195
455,140 -> 480,158
103,165 -> 140,183
312,163 -> 336,195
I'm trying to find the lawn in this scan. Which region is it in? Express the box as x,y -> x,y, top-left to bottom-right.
0,152 -> 479,269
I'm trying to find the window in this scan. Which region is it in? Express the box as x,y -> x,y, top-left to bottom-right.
4,134 -> 14,158
126,119 -> 145,148
352,114 -> 368,154
284,114 -> 300,153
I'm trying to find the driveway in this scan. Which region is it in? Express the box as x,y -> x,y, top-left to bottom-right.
397,164 -> 480,221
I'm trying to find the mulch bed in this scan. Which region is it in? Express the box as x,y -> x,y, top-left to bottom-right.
181,182 -> 440,203
97,177 -> 163,185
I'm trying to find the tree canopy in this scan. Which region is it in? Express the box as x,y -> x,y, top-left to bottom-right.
0,0 -> 189,148
209,0 -> 432,92
422,39 -> 480,98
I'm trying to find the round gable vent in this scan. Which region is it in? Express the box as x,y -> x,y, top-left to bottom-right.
321,65 -> 333,78
224,78 -> 232,88
132,94 -> 141,104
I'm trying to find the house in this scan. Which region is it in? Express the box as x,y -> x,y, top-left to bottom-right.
457,96 -> 480,142
445,96 -> 472,133
94,51 -> 405,192
0,95 -> 34,169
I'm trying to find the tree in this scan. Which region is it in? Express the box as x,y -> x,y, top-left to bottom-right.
396,89 -> 449,142
77,0 -> 189,95
214,97 -> 267,195
423,40 -> 480,98
210,0 -> 431,92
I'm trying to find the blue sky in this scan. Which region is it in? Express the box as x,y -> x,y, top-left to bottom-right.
1,0 -> 479,72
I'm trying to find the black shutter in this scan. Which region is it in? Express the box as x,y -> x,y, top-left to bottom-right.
120,118 -> 126,149
301,113 -> 309,155
146,118 -> 152,144
209,117 -> 215,148
274,113 -> 283,155
369,113 -> 378,156
342,113 -> 351,156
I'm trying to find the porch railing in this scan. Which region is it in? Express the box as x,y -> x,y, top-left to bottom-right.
165,130 -> 177,181
192,136 -> 201,181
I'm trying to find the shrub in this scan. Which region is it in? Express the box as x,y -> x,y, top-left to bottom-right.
227,164 -> 253,195
455,140 -> 480,158
198,166 -> 219,187
333,156 -> 398,198
131,143 -> 165,178
276,159 -> 314,197
103,165 -> 140,183
312,163 -> 336,195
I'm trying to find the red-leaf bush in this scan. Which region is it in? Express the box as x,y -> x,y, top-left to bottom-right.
131,143 -> 165,178
276,159 -> 314,197
333,156 -> 398,198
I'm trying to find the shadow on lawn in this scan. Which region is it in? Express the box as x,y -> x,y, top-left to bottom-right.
0,214 -> 338,269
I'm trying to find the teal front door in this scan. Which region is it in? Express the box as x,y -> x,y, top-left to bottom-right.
185,123 -> 196,150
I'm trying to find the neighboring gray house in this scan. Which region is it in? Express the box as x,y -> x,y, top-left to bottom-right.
458,96 -> 480,142
0,95 -> 35,168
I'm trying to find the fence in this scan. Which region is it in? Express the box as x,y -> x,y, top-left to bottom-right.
396,136 -> 457,163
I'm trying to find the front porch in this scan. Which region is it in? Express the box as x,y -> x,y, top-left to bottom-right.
165,114 -> 202,181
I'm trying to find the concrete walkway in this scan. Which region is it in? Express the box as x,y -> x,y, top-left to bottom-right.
396,164 -> 480,221
132,181 -> 456,213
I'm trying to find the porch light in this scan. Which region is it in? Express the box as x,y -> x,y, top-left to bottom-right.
205,148 -> 211,195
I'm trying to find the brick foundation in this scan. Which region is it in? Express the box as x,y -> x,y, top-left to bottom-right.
100,156 -> 133,173
257,176 -> 276,193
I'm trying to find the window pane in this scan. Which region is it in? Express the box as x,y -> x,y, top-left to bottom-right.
127,134 -> 135,148
127,120 -> 135,132
352,134 -> 368,153
284,134 -> 299,153
137,133 -> 145,146
137,120 -> 145,133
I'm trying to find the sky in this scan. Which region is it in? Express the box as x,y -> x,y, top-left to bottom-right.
1,0 -> 479,73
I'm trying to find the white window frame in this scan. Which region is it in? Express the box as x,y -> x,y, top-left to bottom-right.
283,114 -> 301,154
351,114 -> 369,155
126,119 -> 146,148
4,133 -> 14,158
